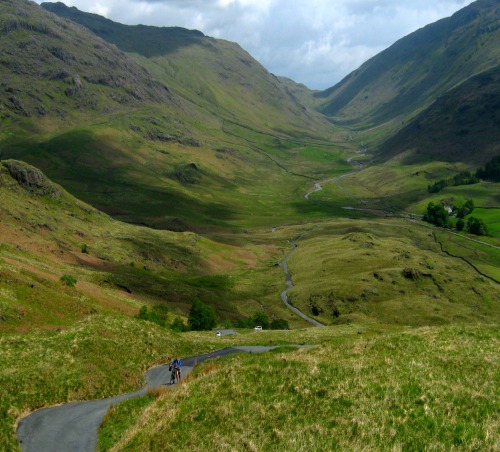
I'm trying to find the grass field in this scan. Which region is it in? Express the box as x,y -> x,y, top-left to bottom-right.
100,324 -> 500,451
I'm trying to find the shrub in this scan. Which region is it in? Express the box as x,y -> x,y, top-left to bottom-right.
81,244 -> 89,253
135,304 -> 169,327
170,317 -> 189,332
60,274 -> 77,287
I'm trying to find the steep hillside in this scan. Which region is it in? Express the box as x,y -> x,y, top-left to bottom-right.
0,0 -> 174,122
377,65 -> 500,164
315,0 -> 500,127
41,1 -> 326,136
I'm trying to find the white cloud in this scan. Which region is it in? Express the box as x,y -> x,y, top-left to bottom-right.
36,0 -> 474,89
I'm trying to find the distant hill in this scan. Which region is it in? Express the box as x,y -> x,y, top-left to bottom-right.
315,0 -> 500,127
377,65 -> 500,164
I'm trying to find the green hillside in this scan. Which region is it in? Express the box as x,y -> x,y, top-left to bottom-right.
316,0 -> 500,128
377,65 -> 500,165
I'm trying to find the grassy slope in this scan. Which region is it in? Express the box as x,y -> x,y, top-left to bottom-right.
284,219 -> 500,326
0,159 -> 305,329
102,324 -> 499,451
41,1 -> 328,137
0,160 -> 301,448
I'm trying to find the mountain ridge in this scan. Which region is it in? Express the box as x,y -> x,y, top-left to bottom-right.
315,0 -> 500,127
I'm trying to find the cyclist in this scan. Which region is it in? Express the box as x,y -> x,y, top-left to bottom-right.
170,357 -> 182,383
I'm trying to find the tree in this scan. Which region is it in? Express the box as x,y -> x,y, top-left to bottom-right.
456,218 -> 465,231
188,300 -> 217,331
423,202 -> 450,228
466,217 -> 489,236
476,156 -> 500,182
456,199 -> 474,218
251,311 -> 270,329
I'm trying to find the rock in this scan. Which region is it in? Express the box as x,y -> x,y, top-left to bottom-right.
65,74 -> 83,97
3,160 -> 61,197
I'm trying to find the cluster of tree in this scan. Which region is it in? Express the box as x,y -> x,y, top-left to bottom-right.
454,199 -> 474,218
476,155 -> 500,182
232,311 -> 289,330
423,202 -> 451,228
461,217 -> 489,236
135,301 -> 289,332
135,301 -> 212,331
428,171 -> 479,193
423,200 -> 488,236
428,156 -> 500,194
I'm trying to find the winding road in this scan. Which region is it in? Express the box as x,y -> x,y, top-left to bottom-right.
280,240 -> 325,327
17,346 -> 304,452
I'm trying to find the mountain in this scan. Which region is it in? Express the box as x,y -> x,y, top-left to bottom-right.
377,65 -> 500,164
0,0 -> 174,120
315,0 -> 500,128
1,0 -> 336,231
40,1 -> 325,136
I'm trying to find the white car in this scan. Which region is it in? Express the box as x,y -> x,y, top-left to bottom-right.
254,326 -> 262,331
216,331 -> 222,336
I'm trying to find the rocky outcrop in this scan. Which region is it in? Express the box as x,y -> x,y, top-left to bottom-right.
2,160 -> 61,197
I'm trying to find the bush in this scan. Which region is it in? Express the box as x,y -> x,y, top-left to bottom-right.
170,317 -> 189,332
60,274 -> 77,287
188,300 -> 217,331
81,244 -> 89,254
135,304 -> 169,327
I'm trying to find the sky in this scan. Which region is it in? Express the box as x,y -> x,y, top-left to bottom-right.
35,0 -> 474,89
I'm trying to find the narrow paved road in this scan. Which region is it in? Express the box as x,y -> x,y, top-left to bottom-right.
280,237 -> 325,327
17,346 -> 303,452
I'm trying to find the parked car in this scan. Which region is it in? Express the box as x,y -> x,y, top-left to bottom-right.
216,331 -> 222,336
254,326 -> 262,331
